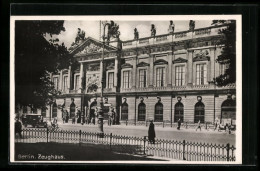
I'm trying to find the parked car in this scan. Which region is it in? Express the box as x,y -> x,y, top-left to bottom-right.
21,114 -> 47,128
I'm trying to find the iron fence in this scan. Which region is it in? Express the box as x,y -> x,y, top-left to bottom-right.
15,128 -> 236,161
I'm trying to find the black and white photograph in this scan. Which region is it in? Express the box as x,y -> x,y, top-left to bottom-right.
10,15 -> 242,164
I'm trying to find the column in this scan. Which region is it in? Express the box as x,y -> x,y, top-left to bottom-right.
210,48 -> 215,83
149,54 -> 154,87
59,70 -> 63,91
114,57 -> 118,88
79,62 -> 84,91
132,56 -> 137,88
68,66 -> 72,90
167,53 -> 173,87
187,50 -> 193,86
99,60 -> 103,88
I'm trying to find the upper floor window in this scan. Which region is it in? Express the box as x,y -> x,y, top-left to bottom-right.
53,77 -> 59,90
75,75 -> 80,90
196,64 -> 207,85
175,66 -> 185,86
139,69 -> 147,88
63,76 -> 68,90
123,71 -> 130,88
156,67 -> 165,87
108,72 -> 114,88
219,63 -> 229,75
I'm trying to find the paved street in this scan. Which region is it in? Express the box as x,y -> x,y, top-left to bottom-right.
57,122 -> 236,146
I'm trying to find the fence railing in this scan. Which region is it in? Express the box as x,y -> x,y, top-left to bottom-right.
15,128 -> 236,161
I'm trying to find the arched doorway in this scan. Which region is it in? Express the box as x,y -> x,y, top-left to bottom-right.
194,101 -> 205,123
121,102 -> 128,121
90,101 -> 97,120
221,99 -> 236,125
70,102 -> 76,118
174,102 -> 184,122
155,102 -> 163,122
52,103 -> 57,118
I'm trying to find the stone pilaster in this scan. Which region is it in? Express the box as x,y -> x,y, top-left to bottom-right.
114,57 -> 118,88
68,66 -> 72,90
79,63 -> 84,90
210,47 -> 216,82
167,53 -> 173,87
187,50 -> 193,86
100,60 -> 103,88
149,54 -> 154,87
59,70 -> 63,91
132,56 -> 137,88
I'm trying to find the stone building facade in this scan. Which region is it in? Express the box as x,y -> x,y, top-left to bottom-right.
42,23 -> 236,126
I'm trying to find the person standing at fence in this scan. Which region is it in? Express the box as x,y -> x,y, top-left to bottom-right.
15,118 -> 22,138
111,107 -> 116,125
195,120 -> 201,131
148,120 -> 156,144
177,118 -> 181,130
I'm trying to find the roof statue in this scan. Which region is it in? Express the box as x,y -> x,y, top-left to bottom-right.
134,28 -> 139,40
168,20 -> 175,33
189,20 -> 195,32
151,24 -> 156,37
75,28 -> 86,44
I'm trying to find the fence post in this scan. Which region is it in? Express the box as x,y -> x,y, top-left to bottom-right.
183,140 -> 186,160
46,127 -> 49,143
79,130 -> 82,146
110,133 -> 112,150
143,136 -> 146,155
226,143 -> 230,161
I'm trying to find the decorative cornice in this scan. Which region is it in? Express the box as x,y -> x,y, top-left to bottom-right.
154,59 -> 168,65
173,57 -> 188,64
193,50 -> 210,62
121,63 -> 133,69
137,62 -> 150,67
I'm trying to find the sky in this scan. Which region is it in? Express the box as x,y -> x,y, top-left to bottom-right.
49,20 -> 213,48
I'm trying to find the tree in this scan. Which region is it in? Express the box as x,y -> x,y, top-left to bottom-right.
212,20 -> 236,86
15,20 -> 75,110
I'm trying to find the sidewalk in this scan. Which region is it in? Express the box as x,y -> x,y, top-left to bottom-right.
57,122 -> 236,135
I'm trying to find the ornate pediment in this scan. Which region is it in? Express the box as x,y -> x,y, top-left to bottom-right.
70,37 -> 117,56
137,62 -> 150,67
86,64 -> 100,71
173,57 -> 188,64
121,63 -> 133,69
193,50 -> 210,62
154,59 -> 168,65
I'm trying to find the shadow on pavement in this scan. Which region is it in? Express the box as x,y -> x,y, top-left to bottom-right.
15,142 -> 166,161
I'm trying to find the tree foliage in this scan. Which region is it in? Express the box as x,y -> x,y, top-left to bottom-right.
15,20 -> 75,109
212,20 -> 236,86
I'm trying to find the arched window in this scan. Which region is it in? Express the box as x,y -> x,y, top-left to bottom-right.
174,102 -> 184,122
221,99 -> 236,125
52,103 -> 57,118
90,101 -> 97,119
121,102 -> 128,120
155,102 -> 163,122
194,101 -> 205,123
138,102 -> 146,121
70,102 -> 76,118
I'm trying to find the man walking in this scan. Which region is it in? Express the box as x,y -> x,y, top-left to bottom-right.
15,118 -> 22,138
177,119 -> 181,130
148,120 -> 156,144
196,120 -> 201,131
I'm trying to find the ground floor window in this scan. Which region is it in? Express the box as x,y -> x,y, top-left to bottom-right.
155,102 -> 163,122
174,102 -> 184,122
194,101 -> 205,123
52,103 -> 57,118
221,99 -> 236,125
138,102 -> 146,121
121,103 -> 128,120
89,101 -> 97,119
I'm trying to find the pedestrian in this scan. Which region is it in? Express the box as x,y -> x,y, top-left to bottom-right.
111,107 -> 116,125
196,120 -> 201,131
66,110 -> 69,123
177,118 -> 181,130
148,120 -> 156,144
15,118 -> 22,138
76,109 -> 81,123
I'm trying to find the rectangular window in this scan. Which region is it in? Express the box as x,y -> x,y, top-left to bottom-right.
53,77 -> 59,90
156,67 -> 165,87
196,64 -> 207,85
75,75 -> 80,90
123,71 -> 130,88
139,69 -> 147,88
63,76 -> 68,90
219,63 -> 229,75
175,66 -> 185,86
108,72 -> 114,88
